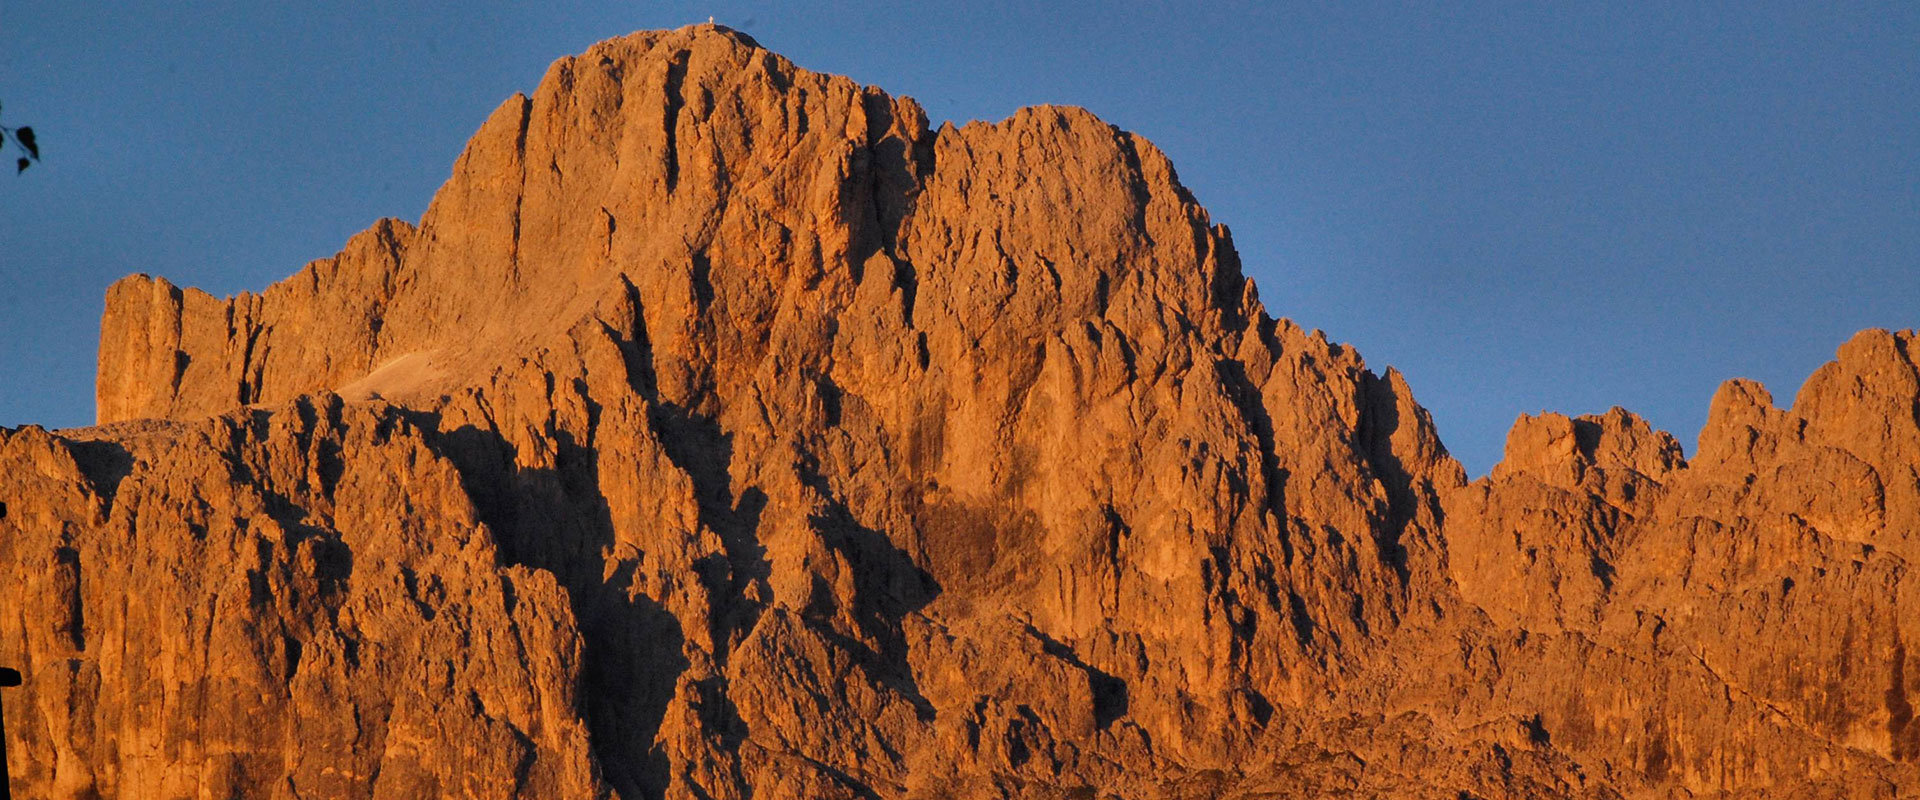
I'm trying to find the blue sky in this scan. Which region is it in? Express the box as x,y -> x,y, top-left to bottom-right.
2,2 -> 1914,475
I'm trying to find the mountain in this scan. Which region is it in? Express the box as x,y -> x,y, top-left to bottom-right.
3,25 -> 1916,799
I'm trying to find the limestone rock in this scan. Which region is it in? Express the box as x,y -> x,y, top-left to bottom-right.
1446,330 -> 1920,796
0,23 -> 1912,799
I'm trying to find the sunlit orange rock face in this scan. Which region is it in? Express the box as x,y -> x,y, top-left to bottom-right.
3,24 -> 1915,799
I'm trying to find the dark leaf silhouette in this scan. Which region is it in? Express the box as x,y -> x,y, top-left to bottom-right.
1,100 -> 40,176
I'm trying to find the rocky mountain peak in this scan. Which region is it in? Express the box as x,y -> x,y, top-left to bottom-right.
1,25 -> 1914,799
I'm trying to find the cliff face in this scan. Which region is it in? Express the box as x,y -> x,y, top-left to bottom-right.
1445,329 -> 1920,796
3,24 -> 1915,799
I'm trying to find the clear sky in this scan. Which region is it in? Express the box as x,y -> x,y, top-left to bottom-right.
2,2 -> 1915,475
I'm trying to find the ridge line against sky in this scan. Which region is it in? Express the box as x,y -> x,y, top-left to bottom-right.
2,2 -> 1915,475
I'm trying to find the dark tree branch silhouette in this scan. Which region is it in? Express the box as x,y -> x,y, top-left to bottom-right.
0,102 -> 40,174
0,665 -> 17,800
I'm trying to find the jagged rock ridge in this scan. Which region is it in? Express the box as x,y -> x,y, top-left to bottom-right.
2,24 -> 1915,799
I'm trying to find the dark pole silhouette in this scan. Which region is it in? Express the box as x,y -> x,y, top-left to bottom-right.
0,666 -> 16,800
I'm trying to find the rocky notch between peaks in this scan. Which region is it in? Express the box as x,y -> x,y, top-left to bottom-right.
2,24 -> 1916,799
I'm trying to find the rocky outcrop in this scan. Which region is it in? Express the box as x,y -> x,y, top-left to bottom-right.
1,404 -> 599,798
1445,329 -> 1920,797
1,23 -> 1913,799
